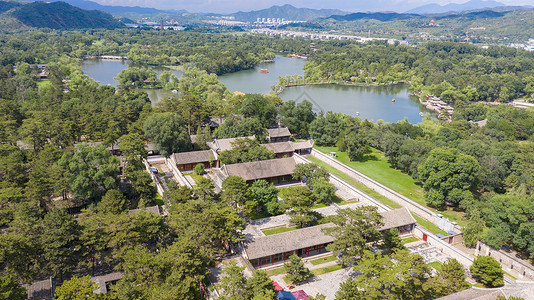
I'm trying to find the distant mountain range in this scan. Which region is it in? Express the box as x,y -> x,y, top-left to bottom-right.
32,0 -> 176,15
4,1 -> 121,29
406,0 -> 506,14
230,4 -> 349,22
328,12 -> 420,22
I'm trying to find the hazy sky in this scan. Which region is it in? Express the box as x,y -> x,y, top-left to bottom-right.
94,0 -> 533,13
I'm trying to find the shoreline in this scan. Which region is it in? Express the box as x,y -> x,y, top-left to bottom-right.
274,80 -> 407,95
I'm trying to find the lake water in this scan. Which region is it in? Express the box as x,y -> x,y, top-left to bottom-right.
81,56 -> 430,123
81,59 -> 183,87
279,84 -> 428,123
218,56 -> 306,94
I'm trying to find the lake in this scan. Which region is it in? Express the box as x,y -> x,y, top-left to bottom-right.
279,84 -> 428,123
81,56 -> 430,123
81,59 -> 184,87
218,55 -> 305,94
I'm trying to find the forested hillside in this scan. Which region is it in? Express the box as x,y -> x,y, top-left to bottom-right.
285,8 -> 534,43
300,41 -> 534,103
6,1 -> 121,29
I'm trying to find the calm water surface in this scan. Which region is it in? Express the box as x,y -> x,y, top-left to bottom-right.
81,59 -> 183,87
218,55 -> 305,94
280,84 -> 429,123
81,56 -> 430,123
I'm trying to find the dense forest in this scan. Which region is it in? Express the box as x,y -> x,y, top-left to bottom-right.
282,8 -> 534,43
299,41 -> 534,102
0,26 -> 533,298
0,28 -> 311,75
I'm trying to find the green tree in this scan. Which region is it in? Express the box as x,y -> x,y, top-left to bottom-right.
345,131 -> 369,161
279,186 -> 317,228
336,250 -> 434,300
55,275 -> 106,300
309,112 -> 345,146
221,176 -> 252,215
194,163 -> 205,175
470,256 -> 504,287
322,206 -> 383,266
238,94 -> 277,128
418,147 -> 480,207
118,132 -> 147,173
463,209 -> 485,247
26,144 -> 64,209
126,170 -> 157,208
1,204 -> 41,283
97,189 -> 128,214
58,144 -> 120,203
218,261 -> 248,300
247,270 -> 275,298
249,180 -> 279,215
437,258 -> 470,294
115,66 -> 158,89
292,163 -> 330,183
194,177 -> 215,201
279,100 -> 316,137
309,179 -> 335,204
40,208 -> 82,281
0,274 -> 27,300
168,199 -> 244,255
382,228 -> 404,253
143,112 -> 192,157
218,138 -> 275,165
284,254 -> 312,283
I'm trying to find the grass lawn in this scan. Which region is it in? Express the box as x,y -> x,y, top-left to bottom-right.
413,214 -> 448,236
266,266 -> 286,276
503,270 -> 517,280
428,261 -> 443,272
310,255 -> 338,266
313,146 -> 467,227
331,194 -> 344,204
312,202 -> 329,209
262,226 -> 298,236
187,173 -> 205,183
402,236 -> 420,244
154,192 -> 164,206
311,264 -> 343,276
307,156 -> 402,209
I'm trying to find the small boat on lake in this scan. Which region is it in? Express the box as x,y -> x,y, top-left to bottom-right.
259,69 -> 269,73
392,98 -> 396,102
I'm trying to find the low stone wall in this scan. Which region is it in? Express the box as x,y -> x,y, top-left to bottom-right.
441,233 -> 464,245
143,159 -> 165,197
166,156 -> 193,188
414,226 -> 473,267
475,241 -> 534,281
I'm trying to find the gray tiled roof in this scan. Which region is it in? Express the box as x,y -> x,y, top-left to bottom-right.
207,136 -> 255,152
244,223 -> 336,260
173,150 -> 214,165
262,142 -> 294,154
128,205 -> 161,216
379,207 -> 417,231
438,283 -> 534,300
224,157 -> 296,181
267,127 -> 291,138
291,140 -> 314,150
261,141 -> 314,154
